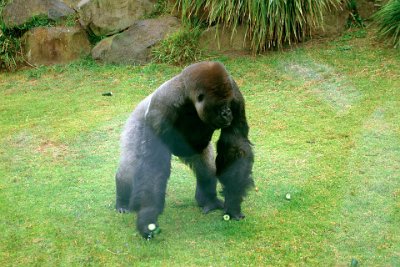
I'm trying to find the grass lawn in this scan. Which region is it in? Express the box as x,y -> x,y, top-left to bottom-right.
1,30 -> 399,266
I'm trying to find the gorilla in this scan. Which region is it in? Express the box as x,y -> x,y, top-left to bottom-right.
115,61 -> 254,239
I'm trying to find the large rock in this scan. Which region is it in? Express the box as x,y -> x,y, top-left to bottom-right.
22,26 -> 91,65
77,0 -> 157,36
315,0 -> 382,37
315,8 -> 349,37
356,0 -> 381,20
62,0 -> 81,8
92,16 -> 180,65
1,0 -> 75,28
199,25 -> 251,53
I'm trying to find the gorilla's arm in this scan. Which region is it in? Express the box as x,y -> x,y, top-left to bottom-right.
215,80 -> 254,219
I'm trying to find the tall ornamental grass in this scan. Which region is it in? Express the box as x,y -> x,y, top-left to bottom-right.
374,0 -> 400,48
176,0 -> 341,52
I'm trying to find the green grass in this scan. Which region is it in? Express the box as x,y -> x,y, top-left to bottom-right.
1,31 -> 399,266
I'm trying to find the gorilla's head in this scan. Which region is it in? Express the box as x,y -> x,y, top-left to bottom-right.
183,62 -> 234,129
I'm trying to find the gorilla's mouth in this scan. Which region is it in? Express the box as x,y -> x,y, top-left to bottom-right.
214,120 -> 231,129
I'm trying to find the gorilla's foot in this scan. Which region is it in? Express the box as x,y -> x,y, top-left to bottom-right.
116,199 -> 132,213
144,224 -> 161,240
201,198 -> 224,214
137,207 -> 162,240
138,223 -> 161,240
117,207 -> 131,213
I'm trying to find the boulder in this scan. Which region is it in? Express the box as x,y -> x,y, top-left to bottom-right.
62,0 -> 81,8
22,26 -> 91,65
356,0 -> 381,20
77,0 -> 157,36
315,8 -> 349,37
1,0 -> 75,28
199,25 -> 251,53
92,16 -> 180,65
315,0 -> 382,37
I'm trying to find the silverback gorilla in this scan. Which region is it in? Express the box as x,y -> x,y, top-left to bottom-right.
115,61 -> 254,239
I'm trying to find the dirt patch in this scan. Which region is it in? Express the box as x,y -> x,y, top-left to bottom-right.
36,140 -> 69,160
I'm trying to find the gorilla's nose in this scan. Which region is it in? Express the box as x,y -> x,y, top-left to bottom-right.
221,108 -> 232,120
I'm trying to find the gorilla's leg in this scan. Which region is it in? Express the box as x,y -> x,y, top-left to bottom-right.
116,120 -> 171,238
217,159 -> 253,220
134,154 -> 170,237
116,121 -> 143,213
182,144 -> 223,213
133,129 -> 171,239
216,137 -> 254,220
115,166 -> 133,213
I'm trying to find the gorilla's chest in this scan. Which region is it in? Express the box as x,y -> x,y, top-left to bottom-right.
161,106 -> 214,157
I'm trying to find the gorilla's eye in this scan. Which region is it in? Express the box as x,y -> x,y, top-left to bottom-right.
197,94 -> 205,102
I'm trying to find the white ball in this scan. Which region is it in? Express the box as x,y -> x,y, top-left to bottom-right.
148,223 -> 156,231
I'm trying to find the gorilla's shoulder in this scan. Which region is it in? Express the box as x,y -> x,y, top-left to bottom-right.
152,75 -> 187,108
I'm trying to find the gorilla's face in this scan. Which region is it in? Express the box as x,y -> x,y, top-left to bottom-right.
184,61 -> 235,129
195,93 -> 233,129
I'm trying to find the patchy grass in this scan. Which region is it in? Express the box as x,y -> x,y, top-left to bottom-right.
0,30 -> 399,266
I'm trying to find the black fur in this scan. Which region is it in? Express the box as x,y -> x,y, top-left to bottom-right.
115,61 -> 254,238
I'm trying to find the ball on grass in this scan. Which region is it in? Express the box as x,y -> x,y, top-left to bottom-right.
223,214 -> 230,221
148,223 -> 156,231
147,224 -> 161,236
285,193 -> 291,200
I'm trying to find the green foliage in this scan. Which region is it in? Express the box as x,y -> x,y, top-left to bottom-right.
60,13 -> 79,27
16,14 -> 55,32
152,27 -> 204,65
0,1 -> 21,71
373,0 -> 400,48
347,0 -> 365,28
0,0 -> 9,7
176,0 -> 341,52
147,0 -> 173,18
86,30 -> 106,45
0,28 -> 23,71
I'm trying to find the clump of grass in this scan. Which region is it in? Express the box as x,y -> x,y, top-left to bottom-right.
176,0 -> 341,52
0,0 -> 21,71
152,27 -> 203,65
146,0 -> 173,18
0,28 -> 23,71
1,1 -> 19,71
373,0 -> 400,48
346,0 -> 365,28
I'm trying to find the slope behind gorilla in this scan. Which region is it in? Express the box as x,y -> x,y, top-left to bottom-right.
115,61 -> 254,239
